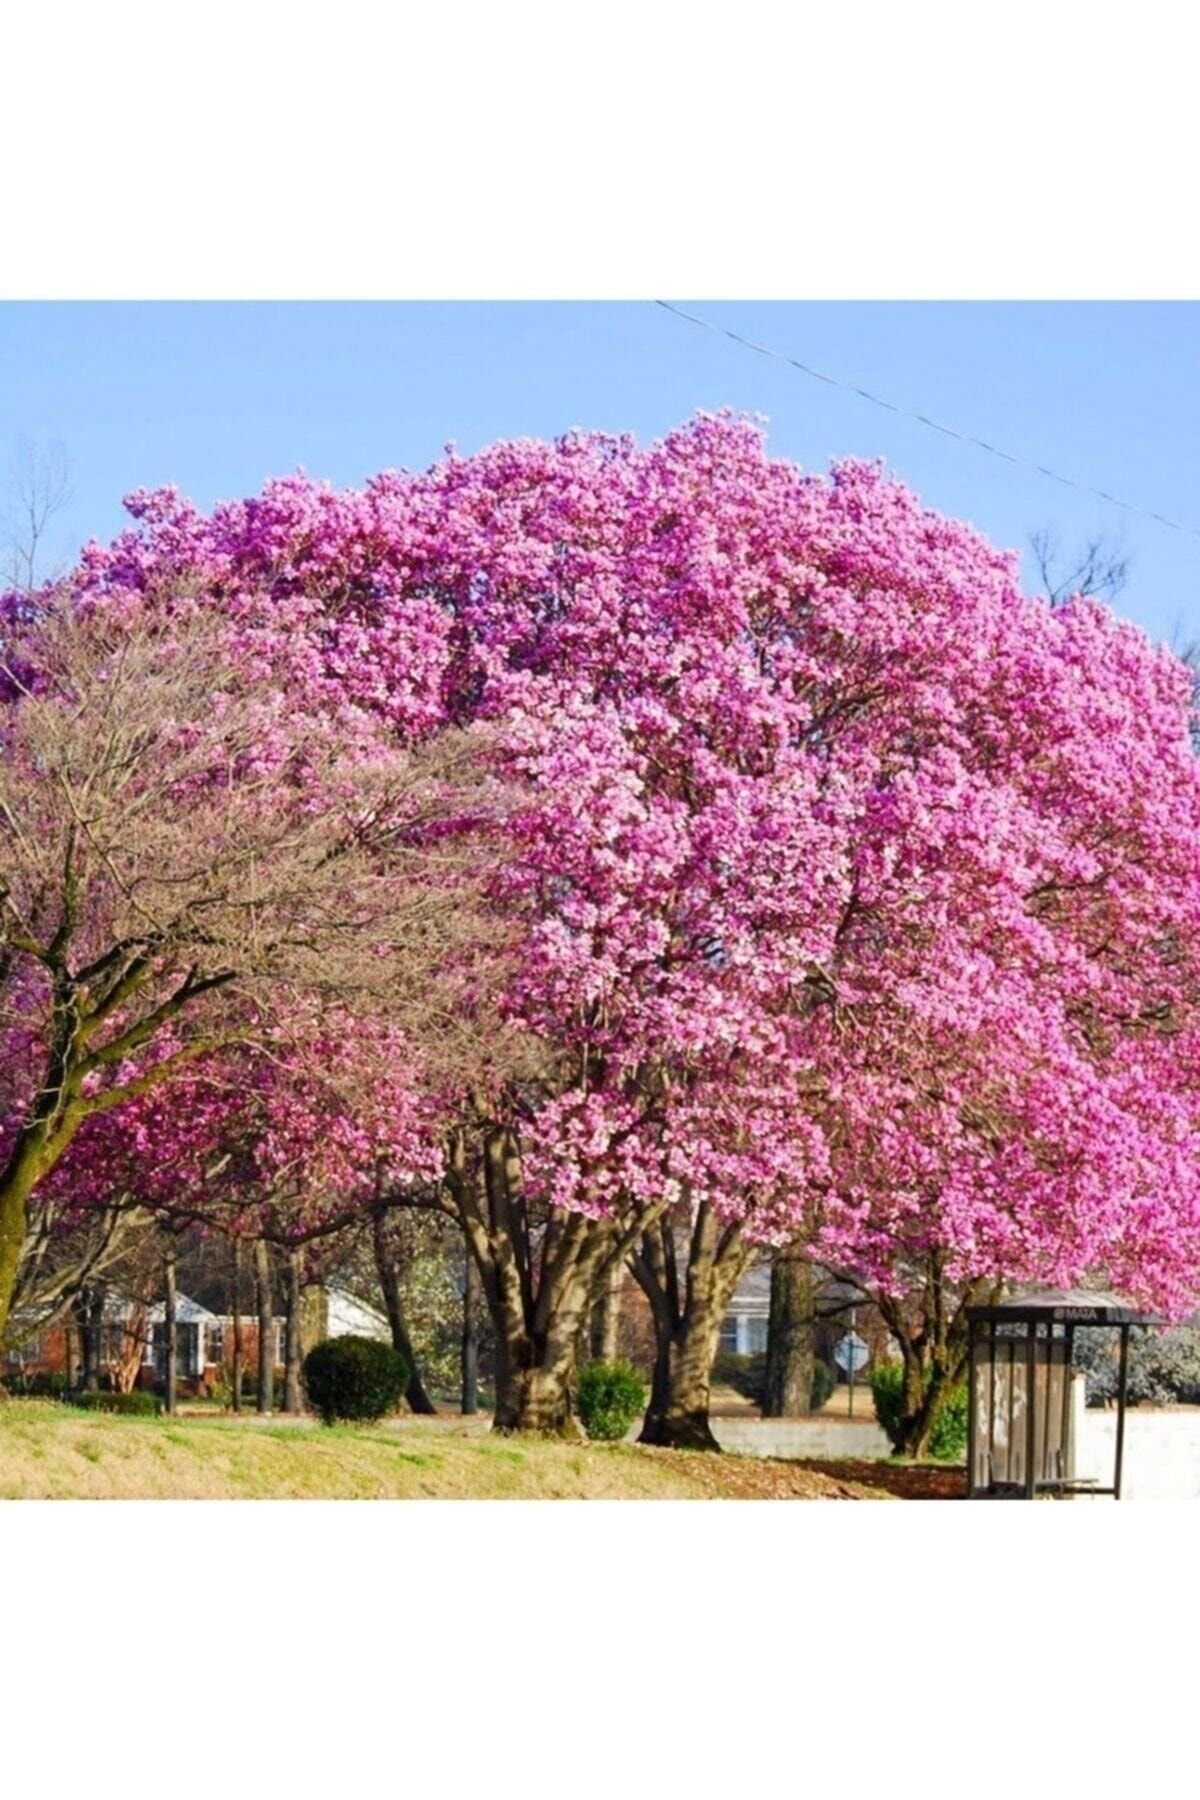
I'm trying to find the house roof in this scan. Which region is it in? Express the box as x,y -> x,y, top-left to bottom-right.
325,1284 -> 390,1335
145,1293 -> 220,1326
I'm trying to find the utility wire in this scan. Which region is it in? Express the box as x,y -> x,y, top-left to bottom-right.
654,300 -> 1200,543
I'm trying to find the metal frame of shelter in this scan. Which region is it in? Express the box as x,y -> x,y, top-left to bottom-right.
964,1291 -> 1159,1501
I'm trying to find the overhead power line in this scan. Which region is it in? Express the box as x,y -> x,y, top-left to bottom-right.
654,300 -> 1200,543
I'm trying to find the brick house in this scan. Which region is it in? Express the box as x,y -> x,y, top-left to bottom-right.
4,1283 -> 390,1397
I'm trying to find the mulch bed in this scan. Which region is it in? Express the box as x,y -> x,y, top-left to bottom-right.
793,1458 -> 967,1499
632,1447 -> 888,1499
631,1447 -> 966,1499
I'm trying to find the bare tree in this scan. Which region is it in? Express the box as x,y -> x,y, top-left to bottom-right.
6,1187 -> 151,1347
1029,526 -> 1130,607
2,439 -> 73,595
0,595 -> 506,1341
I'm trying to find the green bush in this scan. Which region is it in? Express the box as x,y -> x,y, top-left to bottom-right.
927,1382 -> 969,1461
576,1359 -> 647,1441
1075,1325 -> 1200,1407
303,1335 -> 409,1425
869,1359 -> 906,1447
869,1359 -> 967,1461
73,1389 -> 161,1416
1,1370 -> 71,1399
810,1359 -> 836,1411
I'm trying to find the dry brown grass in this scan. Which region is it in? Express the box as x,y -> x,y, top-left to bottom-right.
0,1402 -> 889,1500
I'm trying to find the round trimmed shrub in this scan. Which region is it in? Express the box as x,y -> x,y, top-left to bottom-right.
576,1359 -> 647,1441
303,1335 -> 409,1425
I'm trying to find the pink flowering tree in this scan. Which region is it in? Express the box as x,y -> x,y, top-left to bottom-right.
10,415 -> 1200,1446
35,1008 -> 444,1407
794,575 -> 1200,1452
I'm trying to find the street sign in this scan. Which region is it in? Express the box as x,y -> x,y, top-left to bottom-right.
835,1331 -> 869,1374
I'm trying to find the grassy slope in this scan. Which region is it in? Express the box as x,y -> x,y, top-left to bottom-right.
0,1402 -> 889,1500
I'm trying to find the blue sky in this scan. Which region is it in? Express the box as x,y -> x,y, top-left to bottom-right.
2,301 -> 1197,648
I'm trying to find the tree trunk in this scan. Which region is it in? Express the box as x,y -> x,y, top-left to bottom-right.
64,1311 -> 80,1391
282,1246 -> 304,1415
762,1246 -> 816,1417
889,1349 -> 961,1458
115,1305 -> 145,1393
461,1246 -> 480,1416
634,1206 -> 751,1450
589,1261 -> 624,1363
873,1270 -> 987,1458
372,1211 -> 436,1414
254,1239 -> 273,1415
163,1248 -> 177,1415
0,1122 -> 72,1345
77,1287 -> 102,1392
442,1122 -> 641,1436
482,1228 -> 603,1439
641,1319 -> 723,1449
491,1349 -> 579,1436
230,1240 -> 243,1413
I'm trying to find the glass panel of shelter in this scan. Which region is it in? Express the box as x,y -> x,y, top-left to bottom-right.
970,1321 -> 1074,1495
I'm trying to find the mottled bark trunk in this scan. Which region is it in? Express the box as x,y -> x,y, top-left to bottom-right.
488,1236 -> 594,1437
635,1205 -> 751,1451
372,1211 -> 436,1414
254,1239 -> 273,1415
282,1247 -> 304,1414
762,1246 -> 816,1417
230,1240 -> 243,1413
460,1247 -> 480,1416
163,1249 -> 177,1415
491,1356 -> 578,1435
444,1121 -> 642,1437
641,1314 -> 724,1449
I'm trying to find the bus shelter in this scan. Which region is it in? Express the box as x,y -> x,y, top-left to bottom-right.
964,1290 -> 1158,1500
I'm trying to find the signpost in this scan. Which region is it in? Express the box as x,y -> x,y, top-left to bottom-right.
835,1324 -> 870,1417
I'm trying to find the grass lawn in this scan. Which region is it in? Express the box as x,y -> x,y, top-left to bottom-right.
0,1401 -> 939,1499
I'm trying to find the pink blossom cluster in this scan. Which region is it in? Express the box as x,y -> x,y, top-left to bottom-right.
7,414 -> 1200,1313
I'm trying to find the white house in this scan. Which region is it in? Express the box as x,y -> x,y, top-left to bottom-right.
720,1262 -> 771,1355
322,1285 -> 391,1342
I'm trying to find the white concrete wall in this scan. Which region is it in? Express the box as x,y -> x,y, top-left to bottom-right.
711,1417 -> 891,1459
1074,1403 -> 1200,1500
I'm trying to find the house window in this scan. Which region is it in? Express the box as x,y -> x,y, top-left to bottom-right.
206,1323 -> 224,1366
151,1322 -> 199,1376
719,1317 -> 739,1354
6,1336 -> 40,1364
